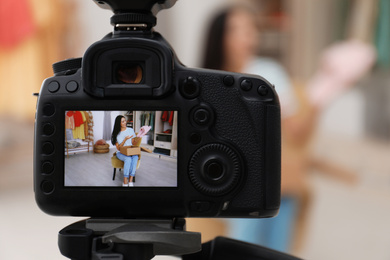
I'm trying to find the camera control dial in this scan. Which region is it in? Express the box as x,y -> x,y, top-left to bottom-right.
189,143 -> 242,196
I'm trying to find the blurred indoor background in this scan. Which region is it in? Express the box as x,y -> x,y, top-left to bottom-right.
1,0 -> 390,259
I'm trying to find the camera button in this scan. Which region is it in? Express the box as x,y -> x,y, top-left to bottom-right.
66,81 -> 79,93
48,81 -> 60,93
180,77 -> 200,99
42,161 -> 54,175
223,75 -> 234,86
194,109 -> 209,125
240,79 -> 252,91
42,123 -> 55,136
189,133 -> 202,145
191,105 -> 214,128
204,160 -> 225,181
43,103 -> 55,117
258,85 -> 268,96
190,201 -> 211,212
42,142 -> 54,155
41,180 -> 55,194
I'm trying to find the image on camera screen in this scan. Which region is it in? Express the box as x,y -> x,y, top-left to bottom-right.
64,110 -> 178,187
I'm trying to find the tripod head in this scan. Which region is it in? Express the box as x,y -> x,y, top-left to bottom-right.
59,218 -> 301,260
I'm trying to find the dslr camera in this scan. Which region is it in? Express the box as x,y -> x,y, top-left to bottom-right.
34,0 -> 281,219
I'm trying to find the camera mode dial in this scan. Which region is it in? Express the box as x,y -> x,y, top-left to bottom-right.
52,58 -> 82,76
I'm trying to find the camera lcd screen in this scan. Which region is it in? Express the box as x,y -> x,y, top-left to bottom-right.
64,110 -> 178,187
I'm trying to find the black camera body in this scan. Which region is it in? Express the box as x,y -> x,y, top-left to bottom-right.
34,0 -> 281,219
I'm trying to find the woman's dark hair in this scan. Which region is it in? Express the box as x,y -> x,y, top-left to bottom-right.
202,9 -> 229,70
111,115 -> 125,145
202,5 -> 259,70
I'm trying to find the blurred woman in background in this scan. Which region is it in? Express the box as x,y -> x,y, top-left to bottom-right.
203,4 -> 374,253
203,5 -> 304,252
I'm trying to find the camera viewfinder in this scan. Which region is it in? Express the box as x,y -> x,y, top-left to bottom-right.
115,63 -> 143,84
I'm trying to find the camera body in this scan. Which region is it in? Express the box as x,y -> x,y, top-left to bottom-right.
33,3 -> 281,219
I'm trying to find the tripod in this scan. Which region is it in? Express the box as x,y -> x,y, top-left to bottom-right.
59,218 -> 302,260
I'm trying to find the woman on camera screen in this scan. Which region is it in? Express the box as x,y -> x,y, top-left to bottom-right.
111,115 -> 139,187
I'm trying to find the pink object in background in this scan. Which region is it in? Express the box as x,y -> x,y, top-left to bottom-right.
307,39 -> 377,108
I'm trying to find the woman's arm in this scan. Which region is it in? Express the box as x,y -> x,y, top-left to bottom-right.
116,135 -> 133,150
